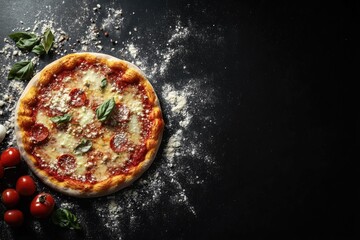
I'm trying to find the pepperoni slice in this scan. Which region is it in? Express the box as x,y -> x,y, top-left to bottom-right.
110,133 -> 128,153
112,104 -> 130,123
30,124 -> 49,143
57,154 -> 76,172
69,88 -> 87,107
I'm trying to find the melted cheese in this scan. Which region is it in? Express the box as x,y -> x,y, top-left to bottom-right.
93,164 -> 108,181
56,132 -> 78,149
128,114 -> 141,144
36,110 -> 52,129
120,90 -> 143,114
74,155 -> 87,176
108,152 -> 129,168
81,69 -> 106,91
73,106 -> 95,127
45,88 -> 71,113
34,66 -> 149,182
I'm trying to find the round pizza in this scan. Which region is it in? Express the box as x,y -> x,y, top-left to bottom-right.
15,52 -> 164,198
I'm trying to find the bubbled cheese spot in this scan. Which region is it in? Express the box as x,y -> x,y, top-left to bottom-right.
36,110 -> 52,129
75,106 -> 95,127
93,164 -> 108,181
81,69 -> 106,91
55,132 -> 78,150
108,152 -> 129,168
128,114 -> 141,144
74,155 -> 87,176
44,88 -> 71,113
120,91 -> 143,114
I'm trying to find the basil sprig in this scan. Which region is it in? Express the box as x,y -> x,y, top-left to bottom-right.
8,60 -> 34,81
74,139 -> 92,154
51,208 -> 81,230
100,78 -> 107,89
31,44 -> 45,55
8,29 -> 55,81
96,98 -> 115,122
9,28 -> 54,55
43,28 -> 54,54
8,32 -> 37,42
50,114 -> 72,124
16,37 -> 40,51
9,31 -> 40,52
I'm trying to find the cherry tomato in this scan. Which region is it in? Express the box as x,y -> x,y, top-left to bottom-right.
0,162 -> 4,178
0,147 -> 21,167
4,209 -> 24,227
1,189 -> 20,208
16,175 -> 36,196
30,193 -> 55,218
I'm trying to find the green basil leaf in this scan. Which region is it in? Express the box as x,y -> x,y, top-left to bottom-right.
74,139 -> 92,154
42,28 -> 54,54
16,37 -> 40,51
51,208 -> 81,230
100,78 -> 107,89
9,32 -> 37,42
50,113 -> 72,124
32,44 -> 46,55
8,60 -> 34,81
96,98 -> 115,122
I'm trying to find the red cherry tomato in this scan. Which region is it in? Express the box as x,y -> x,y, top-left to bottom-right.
16,175 -> 36,196
4,209 -> 24,227
0,163 -> 4,178
1,189 -> 20,208
0,147 -> 21,167
30,193 -> 55,218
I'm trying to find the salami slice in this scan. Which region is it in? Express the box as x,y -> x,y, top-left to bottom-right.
69,88 -> 87,107
30,124 -> 49,143
110,132 -> 128,153
57,154 -> 76,172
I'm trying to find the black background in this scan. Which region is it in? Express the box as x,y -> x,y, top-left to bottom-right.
0,0 -> 357,239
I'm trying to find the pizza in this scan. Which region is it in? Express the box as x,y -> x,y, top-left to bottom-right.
14,52 -> 164,197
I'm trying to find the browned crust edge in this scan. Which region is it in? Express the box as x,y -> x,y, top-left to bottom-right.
15,52 -> 164,198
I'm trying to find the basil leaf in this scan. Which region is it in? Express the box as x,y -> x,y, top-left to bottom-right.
8,60 -> 34,81
96,98 -> 115,122
100,78 -> 107,89
42,28 -> 54,54
51,208 -> 81,230
50,114 -> 72,124
16,37 -> 40,51
9,32 -> 37,42
32,44 -> 45,55
74,139 -> 92,154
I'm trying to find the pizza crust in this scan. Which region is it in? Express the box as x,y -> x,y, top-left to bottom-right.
15,52 -> 164,198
